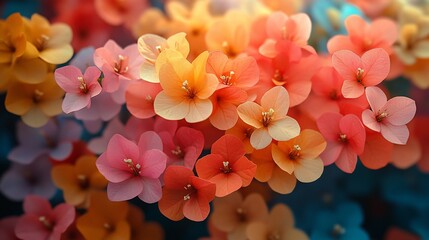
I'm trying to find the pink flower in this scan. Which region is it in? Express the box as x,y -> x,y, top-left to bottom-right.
73,91 -> 122,122
15,195 -> 75,240
332,48 -> 390,99
317,113 -> 366,173
94,40 -> 143,92
362,86 -> 416,145
96,132 -> 167,203
55,66 -> 102,114
0,216 -> 19,240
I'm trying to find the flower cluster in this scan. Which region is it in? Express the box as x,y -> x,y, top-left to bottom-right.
1,0 -> 429,239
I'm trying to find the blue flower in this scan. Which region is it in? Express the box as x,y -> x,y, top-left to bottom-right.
310,202 -> 369,240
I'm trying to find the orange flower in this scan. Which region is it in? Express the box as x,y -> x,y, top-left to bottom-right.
271,129 -> 326,183
76,192 -> 130,240
127,205 -> 164,240
246,204 -> 309,240
26,14 -> 73,64
205,11 -> 251,57
5,73 -> 64,127
0,13 -> 47,90
51,155 -> 108,208
154,50 -> 218,123
226,119 -> 255,154
210,192 -> 268,240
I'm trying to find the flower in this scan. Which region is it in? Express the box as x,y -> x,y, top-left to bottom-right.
15,195 -> 75,240
310,202 -> 369,240
154,50 -> 218,123
246,204 -> 309,240
94,0 -> 148,28
76,192 -> 130,240
316,113 -> 366,173
332,48 -> 390,98
158,165 -> 216,221
26,13 -> 73,64
0,216 -> 19,240
96,132 -> 167,203
55,65 -> 102,114
127,205 -> 164,240
51,155 -> 108,208
5,73 -> 64,127
8,119 -> 82,164
271,129 -> 326,183
196,134 -> 257,197
0,156 -> 56,201
210,192 -> 268,240
73,91 -> 122,122
137,32 -> 190,83
327,15 -> 397,55
226,119 -> 255,153
362,86 -> 416,145
125,81 -> 162,119
237,86 -> 300,149
87,117 -> 126,155
94,40 -> 143,92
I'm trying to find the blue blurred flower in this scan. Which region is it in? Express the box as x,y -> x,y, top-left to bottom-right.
308,0 -> 364,52
411,213 -> 429,240
310,202 -> 369,240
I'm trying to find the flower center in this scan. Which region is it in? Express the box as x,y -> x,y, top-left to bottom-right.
181,80 -> 195,99
114,55 -> 129,74
356,68 -> 364,83
123,158 -> 141,176
38,216 -> 53,230
332,224 -> 346,236
338,134 -> 348,143
155,45 -> 162,53
262,108 -> 275,127
272,69 -> 286,85
329,90 -> 338,100
221,161 -> 232,174
222,41 -> 236,57
289,144 -> 301,160
219,70 -> 235,86
376,111 -> 388,122
35,34 -> 50,50
268,231 -> 281,240
33,89 -> 44,103
183,183 -> 196,201
171,145 -> 184,159
103,223 -> 115,233
236,207 -> 247,222
78,76 -> 88,94
145,95 -> 153,102
77,174 -> 90,189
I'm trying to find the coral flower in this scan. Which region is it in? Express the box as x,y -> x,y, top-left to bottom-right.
317,113 -> 366,173
196,134 -> 257,197
54,65 -> 102,114
209,87 -> 248,130
0,217 -> 19,240
26,13 -> 73,64
237,86 -> 300,149
246,204 -> 309,240
94,40 -> 143,92
125,81 -> 162,119
137,32 -> 190,83
259,11 -> 312,57
96,132 -> 167,203
15,195 -> 75,240
158,166 -> 216,222
332,48 -> 390,98
154,51 -> 218,123
271,129 -> 326,183
327,15 -> 397,55
226,119 -> 255,153
5,73 -> 64,128
51,155 -> 108,208
94,0 -> 148,28
76,192 -> 130,240
210,192 -> 268,240
362,86 -> 416,145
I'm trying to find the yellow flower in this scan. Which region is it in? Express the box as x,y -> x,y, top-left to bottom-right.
5,73 -> 64,127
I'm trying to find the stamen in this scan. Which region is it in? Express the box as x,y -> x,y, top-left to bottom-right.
171,146 -> 184,158
145,95 -> 152,101
272,69 -> 285,85
38,216 -> 53,230
221,161 -> 232,174
184,184 -> 192,190
236,208 -> 244,214
332,224 -> 346,236
155,45 -> 162,53
219,70 -> 235,85
78,76 -> 88,94
183,194 -> 191,201
123,158 -> 141,176
114,55 -> 129,73
356,68 -> 364,83
77,174 -> 89,189
268,232 -> 281,240
181,80 -> 195,98
338,134 -> 348,143
262,108 -> 275,127
33,89 -> 44,102
289,144 -> 301,160
376,112 -> 388,122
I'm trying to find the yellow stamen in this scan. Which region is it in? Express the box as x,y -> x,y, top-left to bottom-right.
262,108 -> 275,127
